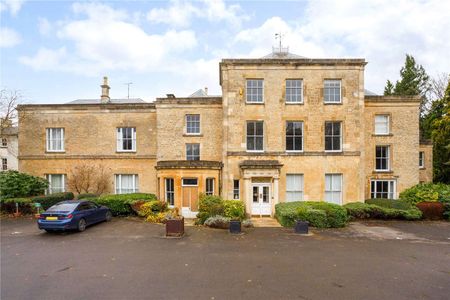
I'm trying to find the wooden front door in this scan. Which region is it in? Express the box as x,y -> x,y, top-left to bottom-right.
182,186 -> 199,212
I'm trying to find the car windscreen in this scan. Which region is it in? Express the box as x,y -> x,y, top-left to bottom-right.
47,203 -> 78,212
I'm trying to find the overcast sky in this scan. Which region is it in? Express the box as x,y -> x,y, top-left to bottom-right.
1,0 -> 449,103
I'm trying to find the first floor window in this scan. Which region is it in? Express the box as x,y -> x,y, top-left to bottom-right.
325,121 -> 342,151
186,143 -> 200,160
325,174 -> 342,204
233,179 -> 240,199
419,152 -> 425,168
117,127 -> 136,151
375,115 -> 389,135
286,121 -> 303,151
371,180 -> 396,199
165,178 -> 174,206
286,174 -> 304,201
46,174 -> 66,194
246,79 -> 264,103
186,114 -> 200,134
115,174 -> 139,194
247,121 -> 264,151
324,80 -> 341,103
1,158 -> 7,170
375,145 -> 390,171
1,138 -> 7,147
285,79 -> 303,103
46,128 -> 64,151
206,178 -> 215,196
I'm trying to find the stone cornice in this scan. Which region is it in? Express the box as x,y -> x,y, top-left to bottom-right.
364,95 -> 421,103
17,103 -> 156,111
155,160 -> 223,170
227,151 -> 361,156
19,154 -> 157,160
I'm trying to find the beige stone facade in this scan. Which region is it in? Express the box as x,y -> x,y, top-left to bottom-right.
18,54 -> 431,217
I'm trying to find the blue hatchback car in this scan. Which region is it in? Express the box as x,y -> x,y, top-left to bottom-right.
38,200 -> 112,232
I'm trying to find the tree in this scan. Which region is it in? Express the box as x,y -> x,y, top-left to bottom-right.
0,89 -> 23,135
383,54 -> 430,116
431,79 -> 450,183
67,162 -> 110,194
0,170 -> 48,199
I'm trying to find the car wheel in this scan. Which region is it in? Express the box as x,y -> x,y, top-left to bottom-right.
105,211 -> 112,222
77,218 -> 87,232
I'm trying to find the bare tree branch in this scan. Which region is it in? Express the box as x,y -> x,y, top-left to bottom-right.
1,89 -> 24,135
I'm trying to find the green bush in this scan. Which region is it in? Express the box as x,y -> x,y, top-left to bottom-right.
275,201 -> 348,228
0,170 -> 48,199
399,183 -> 450,205
32,192 -> 75,210
92,193 -> 157,216
77,193 -> 99,200
0,197 -> 34,214
223,200 -> 245,220
344,202 -> 422,220
204,216 -> 230,229
196,194 -> 224,224
137,200 -> 167,217
365,198 -> 413,210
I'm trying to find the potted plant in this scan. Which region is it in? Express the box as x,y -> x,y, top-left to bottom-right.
229,218 -> 241,234
165,208 -> 184,237
294,220 -> 309,234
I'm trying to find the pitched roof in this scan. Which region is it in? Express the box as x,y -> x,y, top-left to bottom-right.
66,98 -> 146,104
364,89 -> 378,96
261,51 -> 306,59
189,89 -> 208,97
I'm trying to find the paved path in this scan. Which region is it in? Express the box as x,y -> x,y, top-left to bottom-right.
1,217 -> 449,300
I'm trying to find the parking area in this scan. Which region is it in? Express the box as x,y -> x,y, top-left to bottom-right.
1,217 -> 450,300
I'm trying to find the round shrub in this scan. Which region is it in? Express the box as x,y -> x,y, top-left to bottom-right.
223,200 -> 245,220
197,194 -> 224,224
0,170 -> 48,199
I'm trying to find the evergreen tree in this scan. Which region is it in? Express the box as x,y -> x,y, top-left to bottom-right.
384,80 -> 394,95
431,80 -> 450,183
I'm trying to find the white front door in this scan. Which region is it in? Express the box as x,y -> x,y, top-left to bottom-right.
251,184 -> 271,215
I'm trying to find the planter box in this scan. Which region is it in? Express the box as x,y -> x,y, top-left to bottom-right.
294,220 -> 309,234
416,202 -> 444,220
229,220 -> 241,234
166,217 -> 184,237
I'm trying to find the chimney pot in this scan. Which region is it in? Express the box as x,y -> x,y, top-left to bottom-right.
101,76 -> 110,103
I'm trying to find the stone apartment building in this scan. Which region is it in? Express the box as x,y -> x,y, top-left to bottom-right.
18,51 -> 433,217
0,126 -> 19,171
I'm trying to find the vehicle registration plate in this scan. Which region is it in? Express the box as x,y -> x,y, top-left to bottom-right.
46,217 -> 58,221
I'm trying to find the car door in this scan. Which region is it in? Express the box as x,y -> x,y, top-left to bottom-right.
88,202 -> 103,223
77,203 -> 94,225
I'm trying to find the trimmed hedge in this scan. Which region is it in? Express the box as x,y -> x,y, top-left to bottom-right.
365,198 -> 412,210
92,193 -> 157,216
275,201 -> 348,228
399,183 -> 450,205
0,197 -> 34,214
344,202 -> 422,220
32,192 -> 75,210
77,193 -> 99,200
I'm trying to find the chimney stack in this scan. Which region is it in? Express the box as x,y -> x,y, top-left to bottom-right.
204,87 -> 208,96
101,76 -> 110,103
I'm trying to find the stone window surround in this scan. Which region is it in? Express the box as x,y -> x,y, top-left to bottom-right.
245,79 -> 264,103
1,157 -> 7,170
233,179 -> 240,200
370,179 -> 396,199
46,174 -> 66,194
286,173 -> 304,201
115,174 -> 139,194
117,127 -> 137,152
246,120 -> 264,152
186,143 -> 200,160
46,127 -> 65,152
375,144 -> 392,172
206,177 -> 215,195
324,121 -> 343,152
374,113 -> 391,135
165,178 -> 175,206
325,173 -> 343,204
323,79 -> 342,104
419,151 -> 425,169
285,79 -> 304,104
185,114 -> 201,135
285,121 -> 304,152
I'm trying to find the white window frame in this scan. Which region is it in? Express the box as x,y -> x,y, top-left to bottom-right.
46,128 -> 65,152
186,143 -> 200,161
46,174 -> 66,194
233,179 -> 240,200
375,145 -> 390,171
374,115 -> 390,135
182,178 -> 198,186
1,158 -> 7,170
115,174 -> 139,194
370,180 -> 396,199
286,174 -> 304,202
286,121 -> 304,152
324,121 -> 342,152
165,178 -> 175,206
117,127 -> 136,152
325,174 -> 343,204
323,80 -> 342,103
1,138 -> 7,147
206,178 -> 215,196
185,114 -> 201,135
285,79 -> 303,104
246,79 -> 264,103
246,121 -> 264,152
419,151 -> 425,168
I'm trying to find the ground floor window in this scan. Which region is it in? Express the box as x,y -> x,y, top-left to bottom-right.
46,174 -> 66,194
165,178 -> 174,206
233,179 -> 240,199
206,178 -> 214,196
419,151 -> 425,168
370,180 -> 396,199
115,174 -> 139,194
325,174 -> 342,204
1,158 -> 7,170
286,174 -> 304,201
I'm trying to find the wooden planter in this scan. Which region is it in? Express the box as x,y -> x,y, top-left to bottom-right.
229,220 -> 241,234
166,217 -> 184,237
